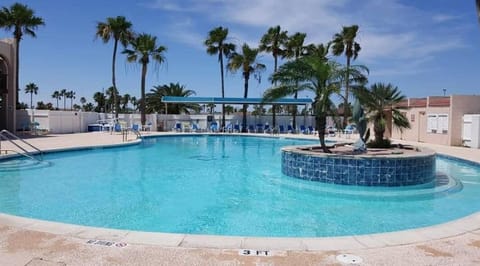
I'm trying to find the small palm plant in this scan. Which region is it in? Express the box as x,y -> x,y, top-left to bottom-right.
354,83 -> 410,148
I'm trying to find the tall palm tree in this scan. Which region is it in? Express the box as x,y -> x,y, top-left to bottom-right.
477,0 -> 480,24
265,56 -> 343,152
51,90 -> 60,110
259,25 -> 288,128
284,32 -> 308,129
60,89 -> 67,110
0,3 -> 44,104
331,25 -> 361,128
204,26 -> 236,130
24,82 -> 38,109
123,33 -> 167,126
80,96 -> 87,111
65,90 -> 75,110
96,16 -> 133,117
146,83 -> 199,114
227,43 -> 266,132
354,83 -> 410,145
305,43 -> 330,61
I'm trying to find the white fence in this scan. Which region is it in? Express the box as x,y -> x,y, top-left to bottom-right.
16,110 -> 336,134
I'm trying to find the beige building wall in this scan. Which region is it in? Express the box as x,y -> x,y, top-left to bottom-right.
0,38 -> 17,132
450,95 -> 480,146
391,95 -> 480,146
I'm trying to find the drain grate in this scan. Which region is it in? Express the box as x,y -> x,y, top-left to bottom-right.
336,254 -> 363,264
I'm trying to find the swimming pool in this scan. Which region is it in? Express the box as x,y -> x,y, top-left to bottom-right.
0,135 -> 479,237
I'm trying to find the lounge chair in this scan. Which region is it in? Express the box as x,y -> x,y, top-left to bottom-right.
308,126 -> 315,135
278,125 -> 285,134
300,125 -> 307,134
263,124 -> 271,134
248,125 -> 255,133
191,123 -> 200,132
287,125 -> 295,134
210,122 -> 218,132
132,124 -> 140,132
233,124 -> 240,133
173,122 -> 182,132
225,123 -> 233,133
256,124 -> 263,133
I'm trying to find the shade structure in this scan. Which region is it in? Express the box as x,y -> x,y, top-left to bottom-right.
161,96 -> 312,105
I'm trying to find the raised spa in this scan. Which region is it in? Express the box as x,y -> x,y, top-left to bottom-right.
281,146 -> 436,186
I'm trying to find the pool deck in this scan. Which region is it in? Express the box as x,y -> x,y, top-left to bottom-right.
1,131 -> 480,265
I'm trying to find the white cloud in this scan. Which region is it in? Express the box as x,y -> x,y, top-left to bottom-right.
145,0 -> 468,76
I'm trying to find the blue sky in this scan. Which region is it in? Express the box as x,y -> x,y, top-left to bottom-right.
1,0 -> 479,106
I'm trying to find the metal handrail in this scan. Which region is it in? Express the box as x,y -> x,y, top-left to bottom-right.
0,129 -> 43,161
0,149 -> 39,161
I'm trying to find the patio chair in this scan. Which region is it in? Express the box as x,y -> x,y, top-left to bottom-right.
233,124 -> 240,133
300,125 -> 307,134
173,122 -> 182,132
308,126 -> 315,135
263,124 -> 271,134
210,122 -> 218,132
287,125 -> 295,134
132,124 -> 140,132
191,123 -> 200,132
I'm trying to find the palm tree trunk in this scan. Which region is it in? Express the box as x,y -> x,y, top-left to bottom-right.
112,40 -> 119,118
30,93 -> 33,109
140,63 -> 147,126
242,74 -> 249,133
15,38 -> 20,105
220,50 -> 226,130
272,55 -> 278,128
63,97 -> 66,111
316,114 -> 330,153
343,56 -> 351,128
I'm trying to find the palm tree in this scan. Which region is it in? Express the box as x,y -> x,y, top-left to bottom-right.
24,82 -> 38,109
477,0 -> 480,24
0,3 -> 44,104
227,43 -> 266,132
121,93 -> 131,112
51,90 -> 60,110
96,16 -> 133,117
59,89 -> 67,110
284,32 -> 308,129
264,56 -> 342,152
146,83 -> 199,114
105,86 -> 119,113
80,96 -> 86,111
130,96 -> 138,112
123,33 -> 167,126
65,90 -> 75,110
259,25 -> 288,128
204,26 -> 236,130
331,25 -> 361,128
354,83 -> 410,146
305,43 -> 330,61
93,91 -> 106,112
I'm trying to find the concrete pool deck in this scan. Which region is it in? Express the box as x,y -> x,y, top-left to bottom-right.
1,131 -> 480,265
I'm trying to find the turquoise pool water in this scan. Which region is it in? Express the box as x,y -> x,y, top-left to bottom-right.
0,135 -> 479,237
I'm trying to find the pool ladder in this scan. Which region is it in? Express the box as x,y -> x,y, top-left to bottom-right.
0,129 -> 43,161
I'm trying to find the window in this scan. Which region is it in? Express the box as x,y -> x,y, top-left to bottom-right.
427,114 -> 448,134
427,114 -> 438,133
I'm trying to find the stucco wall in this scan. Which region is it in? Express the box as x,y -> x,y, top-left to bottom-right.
0,38 -> 17,132
450,95 -> 480,146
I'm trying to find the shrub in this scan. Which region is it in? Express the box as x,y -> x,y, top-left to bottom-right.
367,138 -> 392,148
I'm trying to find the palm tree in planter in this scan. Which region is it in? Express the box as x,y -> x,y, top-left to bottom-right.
354,82 -> 410,148
24,82 -> 38,109
204,26 -> 236,130
264,56 -> 343,152
123,33 -> 167,126
0,3 -> 44,104
227,43 -> 266,132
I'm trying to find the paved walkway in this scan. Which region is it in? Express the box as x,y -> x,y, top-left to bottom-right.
1,132 -> 480,265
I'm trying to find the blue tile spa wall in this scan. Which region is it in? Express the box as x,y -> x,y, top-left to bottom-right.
281,151 -> 436,186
